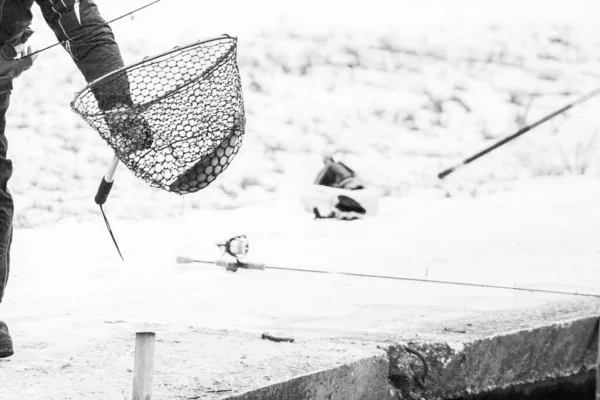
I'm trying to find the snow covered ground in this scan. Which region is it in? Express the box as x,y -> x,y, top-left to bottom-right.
4,0 -> 600,227
0,1 -> 599,398
0,176 -> 599,399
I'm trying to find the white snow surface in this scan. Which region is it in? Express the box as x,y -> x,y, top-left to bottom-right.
0,176 -> 599,398
0,1 -> 599,398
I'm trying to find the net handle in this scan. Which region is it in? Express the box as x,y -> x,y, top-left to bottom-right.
95,155 -> 125,261
95,155 -> 119,205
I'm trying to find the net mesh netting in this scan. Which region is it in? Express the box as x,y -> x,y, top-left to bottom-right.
70,35 -> 245,195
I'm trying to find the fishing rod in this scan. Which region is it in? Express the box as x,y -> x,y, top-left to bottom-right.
438,86 -> 600,179
176,255 -> 600,299
27,0 -> 162,58
176,236 -> 600,299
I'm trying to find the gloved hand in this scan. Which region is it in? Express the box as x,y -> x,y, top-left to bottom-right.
104,102 -> 153,154
0,45 -> 37,94
1,27 -> 34,59
0,44 -> 37,79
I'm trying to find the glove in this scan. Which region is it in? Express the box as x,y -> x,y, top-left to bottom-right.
0,44 -> 37,94
1,28 -> 34,59
313,194 -> 367,221
104,102 -> 153,154
314,155 -> 365,190
332,195 -> 367,220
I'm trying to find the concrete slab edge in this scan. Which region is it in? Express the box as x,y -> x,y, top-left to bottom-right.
223,352 -> 396,400
217,316 -> 598,400
387,316 -> 599,399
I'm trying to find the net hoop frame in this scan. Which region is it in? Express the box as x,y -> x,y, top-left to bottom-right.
70,34 -> 238,118
70,33 -> 245,195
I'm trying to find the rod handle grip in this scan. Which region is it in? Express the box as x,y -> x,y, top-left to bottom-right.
243,262 -> 266,270
216,260 -> 265,271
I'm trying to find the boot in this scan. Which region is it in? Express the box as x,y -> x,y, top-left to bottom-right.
0,320 -> 13,358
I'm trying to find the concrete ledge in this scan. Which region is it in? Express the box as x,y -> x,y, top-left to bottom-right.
387,316 -> 599,399
219,317 -> 598,400
459,369 -> 596,400
225,354 -> 395,400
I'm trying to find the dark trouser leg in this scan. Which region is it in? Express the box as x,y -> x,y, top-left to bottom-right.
0,91 -> 13,304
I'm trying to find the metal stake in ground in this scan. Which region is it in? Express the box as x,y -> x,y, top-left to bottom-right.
132,332 -> 156,400
438,86 -> 600,180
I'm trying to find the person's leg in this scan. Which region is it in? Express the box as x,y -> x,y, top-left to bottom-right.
0,91 -> 14,358
0,91 -> 13,303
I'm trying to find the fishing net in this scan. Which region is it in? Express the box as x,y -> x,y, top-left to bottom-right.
70,35 -> 245,195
